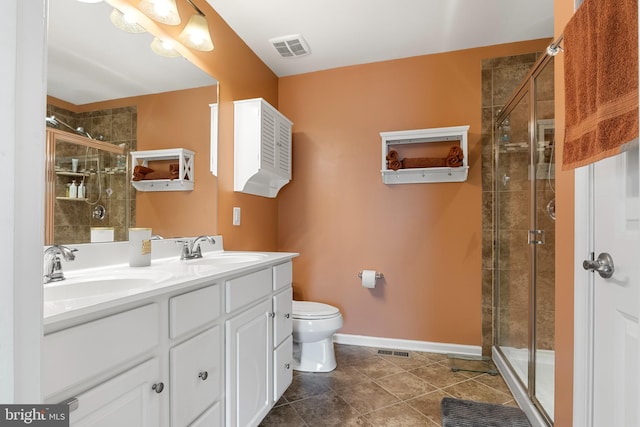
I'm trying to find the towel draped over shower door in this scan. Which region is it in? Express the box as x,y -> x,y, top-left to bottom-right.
562,0 -> 639,170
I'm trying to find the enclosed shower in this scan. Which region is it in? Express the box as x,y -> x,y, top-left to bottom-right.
493,52 -> 556,426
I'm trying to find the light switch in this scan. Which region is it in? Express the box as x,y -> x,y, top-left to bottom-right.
233,207 -> 241,226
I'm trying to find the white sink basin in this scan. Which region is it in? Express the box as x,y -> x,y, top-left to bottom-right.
179,252 -> 269,266
44,269 -> 175,305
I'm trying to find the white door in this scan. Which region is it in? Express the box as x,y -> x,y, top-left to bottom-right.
588,148 -> 639,427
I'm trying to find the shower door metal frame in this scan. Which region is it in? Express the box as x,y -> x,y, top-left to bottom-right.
493,52 -> 555,427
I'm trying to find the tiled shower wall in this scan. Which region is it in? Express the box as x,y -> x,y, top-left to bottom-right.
47,104 -> 137,244
480,52 -> 548,356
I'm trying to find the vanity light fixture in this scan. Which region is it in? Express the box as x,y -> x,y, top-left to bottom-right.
138,0 -> 181,25
109,8 -> 146,33
178,0 -> 214,51
151,37 -> 182,57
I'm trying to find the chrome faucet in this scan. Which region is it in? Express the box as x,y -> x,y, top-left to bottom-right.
44,245 -> 77,283
176,236 -> 216,260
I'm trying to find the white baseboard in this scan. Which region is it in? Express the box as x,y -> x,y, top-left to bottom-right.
333,333 -> 481,357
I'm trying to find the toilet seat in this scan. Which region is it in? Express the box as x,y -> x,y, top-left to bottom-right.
292,301 -> 340,319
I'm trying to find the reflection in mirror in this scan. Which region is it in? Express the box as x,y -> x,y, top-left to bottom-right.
46,0 -> 219,245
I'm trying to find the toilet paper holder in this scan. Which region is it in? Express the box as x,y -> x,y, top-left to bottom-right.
357,271 -> 384,279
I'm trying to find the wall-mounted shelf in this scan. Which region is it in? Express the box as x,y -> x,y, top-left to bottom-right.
380,125 -> 469,184
130,148 -> 194,192
55,171 -> 90,178
55,197 -> 88,201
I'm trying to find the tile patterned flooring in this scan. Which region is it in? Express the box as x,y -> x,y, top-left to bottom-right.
260,344 -> 517,426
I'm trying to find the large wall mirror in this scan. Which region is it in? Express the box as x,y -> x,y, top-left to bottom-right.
46,0 -> 219,245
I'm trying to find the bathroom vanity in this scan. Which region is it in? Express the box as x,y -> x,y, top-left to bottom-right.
42,238 -> 297,427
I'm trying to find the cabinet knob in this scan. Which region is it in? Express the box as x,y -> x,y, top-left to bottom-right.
198,371 -> 209,381
285,363 -> 290,370
267,312 -> 276,318
152,382 -> 164,393
284,313 -> 290,319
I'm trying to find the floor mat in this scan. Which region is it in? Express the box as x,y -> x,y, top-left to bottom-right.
441,397 -> 531,427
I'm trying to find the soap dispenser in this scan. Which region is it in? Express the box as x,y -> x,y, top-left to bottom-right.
69,180 -> 78,198
78,180 -> 85,199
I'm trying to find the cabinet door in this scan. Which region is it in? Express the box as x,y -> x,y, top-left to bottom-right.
273,287 -> 292,347
260,106 -> 278,173
190,401 -> 222,427
273,336 -> 293,402
69,358 -> 161,427
275,117 -> 292,179
226,299 -> 273,427
170,326 -> 221,427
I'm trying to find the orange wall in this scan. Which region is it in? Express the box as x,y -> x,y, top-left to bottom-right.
277,39 -> 550,344
554,0 -> 575,425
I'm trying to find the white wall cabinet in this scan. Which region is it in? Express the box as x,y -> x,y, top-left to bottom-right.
44,260 -> 294,427
234,98 -> 293,198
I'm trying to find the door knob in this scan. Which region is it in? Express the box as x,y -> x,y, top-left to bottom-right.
582,252 -> 614,279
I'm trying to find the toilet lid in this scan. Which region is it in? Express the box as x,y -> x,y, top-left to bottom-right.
292,301 -> 340,319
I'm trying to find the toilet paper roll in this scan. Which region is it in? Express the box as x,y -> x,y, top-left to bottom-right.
361,270 -> 377,289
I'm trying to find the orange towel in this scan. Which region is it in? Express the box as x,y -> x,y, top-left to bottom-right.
142,170 -> 179,180
402,157 -> 447,168
562,0 -> 638,169
445,146 -> 464,167
132,165 -> 154,181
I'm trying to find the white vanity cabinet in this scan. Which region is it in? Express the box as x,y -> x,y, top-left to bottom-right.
168,284 -> 223,427
272,262 -> 293,402
43,255 -> 296,427
225,262 -> 294,426
68,358 -> 162,427
43,304 -> 163,425
226,299 -> 273,427
234,98 -> 293,198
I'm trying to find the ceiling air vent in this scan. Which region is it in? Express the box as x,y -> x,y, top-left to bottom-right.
270,35 -> 310,58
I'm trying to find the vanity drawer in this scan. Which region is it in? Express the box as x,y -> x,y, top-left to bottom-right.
273,261 -> 292,291
43,304 -> 159,399
170,284 -> 222,339
273,287 -> 293,347
225,268 -> 272,313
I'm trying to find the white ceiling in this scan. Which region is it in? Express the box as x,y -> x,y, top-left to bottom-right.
47,0 -> 554,105
205,0 -> 555,77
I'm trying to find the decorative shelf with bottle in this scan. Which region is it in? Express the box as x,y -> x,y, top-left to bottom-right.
380,125 -> 470,184
130,148 -> 195,192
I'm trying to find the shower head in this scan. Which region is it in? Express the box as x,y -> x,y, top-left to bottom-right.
45,116 -> 59,128
76,127 -> 92,139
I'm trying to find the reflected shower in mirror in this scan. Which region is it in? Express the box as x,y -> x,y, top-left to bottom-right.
46,0 -> 219,245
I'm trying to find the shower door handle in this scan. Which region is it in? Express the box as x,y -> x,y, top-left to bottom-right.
582,252 -> 614,279
528,230 -> 545,245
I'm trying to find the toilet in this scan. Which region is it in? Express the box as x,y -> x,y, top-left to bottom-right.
291,301 -> 343,372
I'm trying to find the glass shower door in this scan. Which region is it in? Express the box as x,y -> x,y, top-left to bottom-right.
495,91 -> 532,388
533,58 -> 555,422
